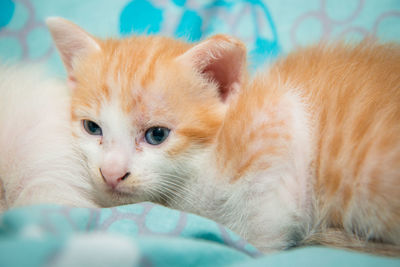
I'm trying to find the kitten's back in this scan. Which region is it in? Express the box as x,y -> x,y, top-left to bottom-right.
216,42 -> 400,252
277,43 -> 400,245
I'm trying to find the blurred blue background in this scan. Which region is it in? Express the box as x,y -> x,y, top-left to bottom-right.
0,0 -> 399,74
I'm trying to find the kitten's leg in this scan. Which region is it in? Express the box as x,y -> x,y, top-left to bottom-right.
13,180 -> 98,209
301,228 -> 400,257
0,178 -> 8,212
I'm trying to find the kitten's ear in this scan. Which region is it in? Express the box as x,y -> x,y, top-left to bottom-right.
46,17 -> 101,88
176,35 -> 246,102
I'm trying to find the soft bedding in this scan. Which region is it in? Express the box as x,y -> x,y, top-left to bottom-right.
0,203 -> 399,267
0,0 -> 399,266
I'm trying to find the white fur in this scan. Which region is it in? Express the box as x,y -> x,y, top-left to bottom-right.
71,97 -> 136,200
167,88 -> 314,252
0,64 -> 97,211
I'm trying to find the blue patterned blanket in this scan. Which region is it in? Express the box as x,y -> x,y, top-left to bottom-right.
1,203 -> 399,267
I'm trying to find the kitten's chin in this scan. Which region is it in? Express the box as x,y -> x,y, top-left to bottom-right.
98,188 -> 143,207
91,173 -> 150,206
106,185 -> 138,198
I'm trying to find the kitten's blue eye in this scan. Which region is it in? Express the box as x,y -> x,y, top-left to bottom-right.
145,127 -> 170,145
82,120 -> 102,136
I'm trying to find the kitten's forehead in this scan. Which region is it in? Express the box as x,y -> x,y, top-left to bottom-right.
102,37 -> 191,103
105,75 -> 173,125
103,36 -> 191,87
72,36 -> 188,114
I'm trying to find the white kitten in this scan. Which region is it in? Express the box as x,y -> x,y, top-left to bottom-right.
0,64 -> 97,211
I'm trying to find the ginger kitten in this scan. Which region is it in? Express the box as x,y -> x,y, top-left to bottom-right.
47,17 -> 400,255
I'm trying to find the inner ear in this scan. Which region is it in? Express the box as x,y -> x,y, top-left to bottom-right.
201,50 -> 242,102
177,35 -> 247,103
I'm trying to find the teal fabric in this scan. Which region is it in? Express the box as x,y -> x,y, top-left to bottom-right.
1,203 -> 399,267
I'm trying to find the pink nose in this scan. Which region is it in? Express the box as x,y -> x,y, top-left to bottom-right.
101,148 -> 130,188
100,168 -> 130,188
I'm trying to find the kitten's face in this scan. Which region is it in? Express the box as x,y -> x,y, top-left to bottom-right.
47,17 -> 246,206
71,37 -> 225,206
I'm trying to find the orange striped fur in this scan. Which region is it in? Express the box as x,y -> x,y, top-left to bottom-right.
48,17 -> 400,255
219,43 -> 400,253
276,43 -> 400,239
